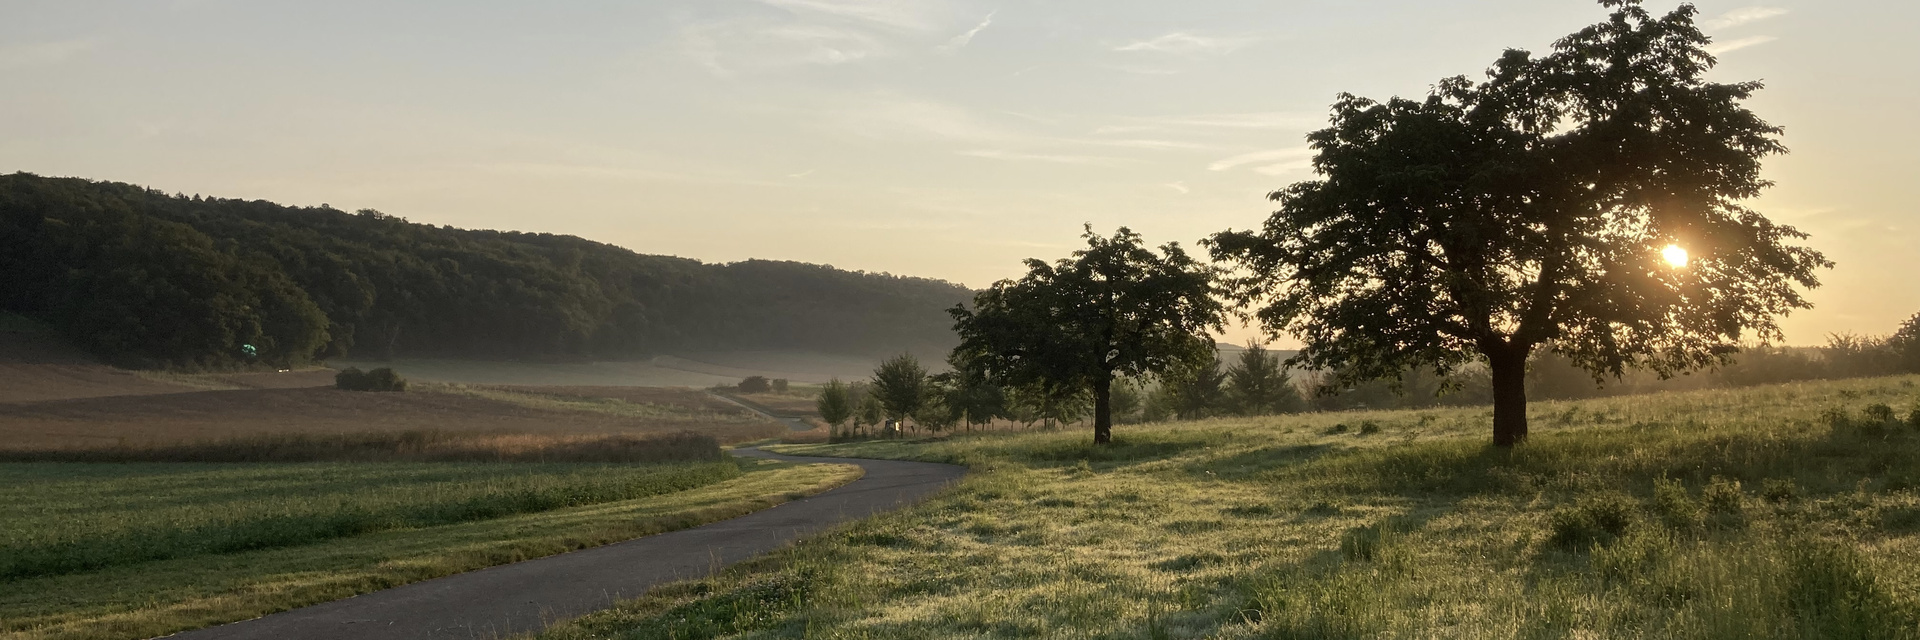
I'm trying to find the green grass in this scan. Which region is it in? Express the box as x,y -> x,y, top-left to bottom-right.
1,461 -> 740,580
1,458 -> 862,640
537,374 -> 1920,640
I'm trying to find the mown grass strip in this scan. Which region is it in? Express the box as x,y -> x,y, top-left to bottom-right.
0,460 -> 862,640
0,461 -> 738,580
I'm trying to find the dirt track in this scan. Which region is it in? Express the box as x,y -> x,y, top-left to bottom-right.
165,447 -> 966,640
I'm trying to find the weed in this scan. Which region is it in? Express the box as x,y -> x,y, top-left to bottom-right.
1652,477 -> 1703,531
1550,492 -> 1639,548
1762,478 -> 1801,503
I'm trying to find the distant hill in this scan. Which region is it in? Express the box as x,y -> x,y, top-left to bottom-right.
0,173 -> 972,369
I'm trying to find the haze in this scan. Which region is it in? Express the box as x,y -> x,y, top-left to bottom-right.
3,0 -> 1914,346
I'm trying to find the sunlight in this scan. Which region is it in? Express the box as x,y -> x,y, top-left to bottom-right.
1662,244 -> 1689,268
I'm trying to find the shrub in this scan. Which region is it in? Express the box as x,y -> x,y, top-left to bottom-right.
1549,492 -> 1638,549
1762,478 -> 1800,503
772,378 -> 789,393
1864,403 -> 1897,424
336,367 -> 407,391
1650,477 -> 1701,531
738,376 -> 771,394
1702,476 -> 1745,514
1358,421 -> 1382,435
1324,423 -> 1350,435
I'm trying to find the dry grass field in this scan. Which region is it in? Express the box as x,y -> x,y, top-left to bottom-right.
0,384 -> 786,451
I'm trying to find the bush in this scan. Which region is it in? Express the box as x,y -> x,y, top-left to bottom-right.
1762,478 -> 1800,503
335,367 -> 407,392
1549,492 -> 1638,549
1650,477 -> 1701,530
738,376 -> 771,394
772,378 -> 789,393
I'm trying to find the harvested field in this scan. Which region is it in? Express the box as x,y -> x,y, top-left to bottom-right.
0,386 -> 784,450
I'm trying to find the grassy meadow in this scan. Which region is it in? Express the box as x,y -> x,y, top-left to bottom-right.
535,374 -> 1920,639
0,457 -> 862,640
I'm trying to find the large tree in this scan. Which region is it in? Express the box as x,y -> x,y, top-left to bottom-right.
951,226 -> 1224,444
1209,0 -> 1827,446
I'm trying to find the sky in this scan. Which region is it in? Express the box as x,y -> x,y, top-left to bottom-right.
2,0 -> 1914,347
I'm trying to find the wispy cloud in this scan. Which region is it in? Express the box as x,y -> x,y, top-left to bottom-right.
937,11 -> 994,53
1706,35 -> 1777,56
1702,6 -> 1789,30
1115,32 -> 1256,56
959,149 -> 1129,166
1096,112 -> 1318,134
1208,148 -> 1311,172
759,0 -> 936,31
838,95 -> 1015,142
678,19 -> 888,75
1164,181 -> 1190,194
0,37 -> 98,69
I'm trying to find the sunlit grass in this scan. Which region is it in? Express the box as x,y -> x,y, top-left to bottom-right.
538,374 -> 1920,639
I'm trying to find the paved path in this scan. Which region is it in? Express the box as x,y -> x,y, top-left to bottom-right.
167,449 -> 964,640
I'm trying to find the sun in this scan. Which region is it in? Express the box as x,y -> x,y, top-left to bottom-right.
1662,244 -> 1689,268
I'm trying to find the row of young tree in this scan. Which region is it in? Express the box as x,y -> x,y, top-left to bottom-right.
817,312 -> 1920,436
882,1 -> 1872,447
813,345 -> 1313,438
0,173 -> 969,369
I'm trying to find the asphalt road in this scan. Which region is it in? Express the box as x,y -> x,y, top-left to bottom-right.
165,448 -> 965,640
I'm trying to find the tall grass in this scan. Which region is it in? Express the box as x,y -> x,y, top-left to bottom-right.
538,374 -> 1920,639
0,460 -> 740,580
0,430 -> 724,463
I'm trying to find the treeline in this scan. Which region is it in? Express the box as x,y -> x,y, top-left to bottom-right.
819,324 -> 1920,436
1288,325 -> 1920,413
0,173 -> 970,369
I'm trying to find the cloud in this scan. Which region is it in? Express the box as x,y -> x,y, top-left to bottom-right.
958,149 -> 1129,166
758,0 -> 937,31
0,37 -> 98,69
1702,7 -> 1789,30
1079,138 -> 1213,150
1164,181 -> 1190,194
1115,32 -> 1256,56
937,11 -> 994,53
1095,112 -> 1319,134
678,18 -> 889,75
1705,35 -> 1777,56
788,169 -> 816,178
839,96 -> 1015,142
1207,148 -> 1312,172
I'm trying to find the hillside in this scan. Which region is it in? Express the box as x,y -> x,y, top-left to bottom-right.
0,173 -> 971,369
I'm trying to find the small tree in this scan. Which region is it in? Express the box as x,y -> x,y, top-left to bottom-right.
951,226 -> 1224,444
1160,359 -> 1227,420
940,352 -> 1009,431
737,376 -> 771,394
1890,312 -> 1920,374
1209,1 -> 1827,446
856,390 -> 884,437
816,378 -> 854,438
772,378 -> 790,394
870,353 -> 929,429
1226,344 -> 1303,416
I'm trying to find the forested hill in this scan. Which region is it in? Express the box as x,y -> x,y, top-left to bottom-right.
0,173 -> 972,369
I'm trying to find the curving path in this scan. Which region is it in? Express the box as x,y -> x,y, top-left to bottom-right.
166,449 -> 964,640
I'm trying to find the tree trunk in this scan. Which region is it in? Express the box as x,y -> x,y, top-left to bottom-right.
1489,346 -> 1529,447
1093,374 -> 1113,444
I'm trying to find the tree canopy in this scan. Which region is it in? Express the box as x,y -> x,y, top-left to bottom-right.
951,226 -> 1224,443
0,173 -> 971,368
1209,0 -> 1827,446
